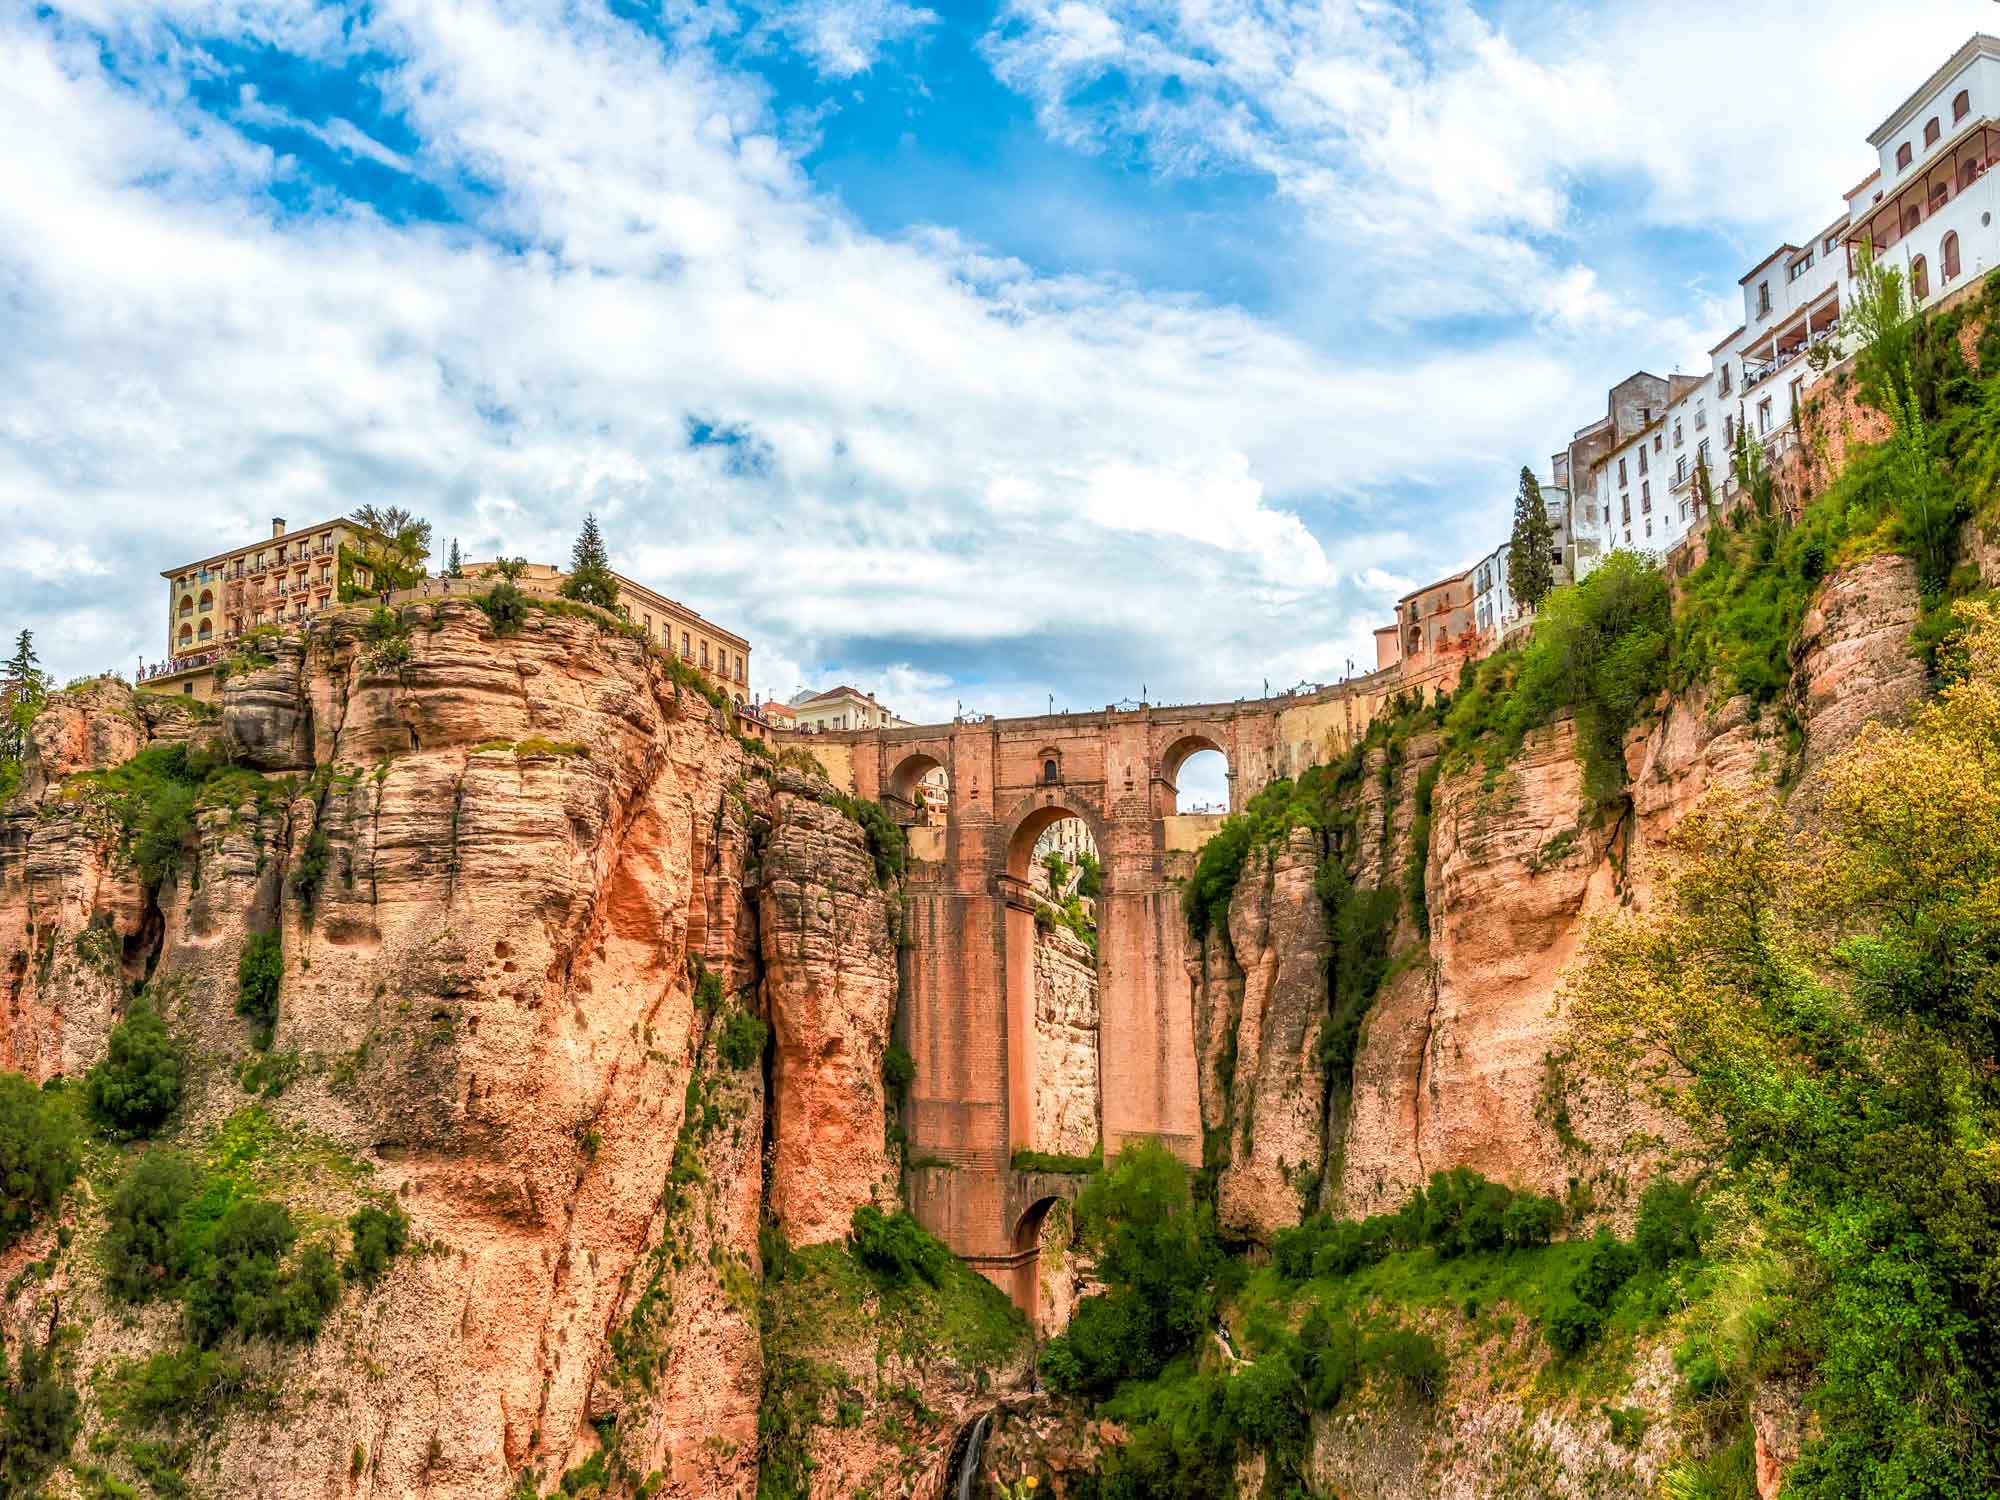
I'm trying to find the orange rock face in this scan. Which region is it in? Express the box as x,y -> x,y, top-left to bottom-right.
0,599 -> 915,1499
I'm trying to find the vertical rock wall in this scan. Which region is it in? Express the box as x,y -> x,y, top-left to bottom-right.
1032,923 -> 1100,1157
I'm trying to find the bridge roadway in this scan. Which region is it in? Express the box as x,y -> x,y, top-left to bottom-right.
774,670 -> 1407,1310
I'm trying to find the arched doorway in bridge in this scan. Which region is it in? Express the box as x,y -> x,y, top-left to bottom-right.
1012,1194 -> 1083,1334
1004,805 -> 1105,1166
887,752 -> 949,825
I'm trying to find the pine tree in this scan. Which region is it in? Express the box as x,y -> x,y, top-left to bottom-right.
0,630 -> 44,773
1507,467 -> 1556,611
560,515 -> 619,610
446,538 -> 464,579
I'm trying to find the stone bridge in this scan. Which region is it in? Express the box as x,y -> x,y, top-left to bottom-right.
782,672 -> 1407,1308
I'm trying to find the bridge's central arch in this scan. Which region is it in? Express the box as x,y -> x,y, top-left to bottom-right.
783,679 -> 1403,1307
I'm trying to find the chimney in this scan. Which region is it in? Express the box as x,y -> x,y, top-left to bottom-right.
271,518 -> 287,539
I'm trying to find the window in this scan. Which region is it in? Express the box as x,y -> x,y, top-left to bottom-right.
1617,458 -> 1628,485
700,641 -> 710,667
681,631 -> 690,657
1638,447 -> 1648,476
1645,519 -> 1653,538
1961,158 -> 1981,192
1724,414 -> 1736,445
1912,254 -> 1930,301
1043,759 -> 1059,785
1903,204 -> 1922,236
1954,89 -> 1971,123
1943,230 -> 1961,281
1695,406 -> 1707,430
1697,438 -> 1711,470
1620,496 -> 1631,524
1624,529 -> 1632,545
1680,500 -> 1691,521
1673,419 -> 1684,446
1897,141 -> 1914,171
1789,251 -> 1814,280
736,655 -> 746,683
1758,398 -> 1773,434
1756,281 -> 1772,317
1924,117 -> 1941,148
1929,180 -> 1949,214
1674,455 -> 1688,485
1825,232 -> 1841,255
1654,433 -> 1663,453
1641,481 -> 1651,512
1719,365 -> 1732,396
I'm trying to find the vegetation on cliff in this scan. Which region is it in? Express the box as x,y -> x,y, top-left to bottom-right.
1562,600 -> 2000,1498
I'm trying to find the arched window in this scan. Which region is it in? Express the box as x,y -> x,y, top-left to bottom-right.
177,624 -> 193,647
1912,254 -> 1930,301
1943,231 -> 1962,282
1924,116 -> 1941,148
1042,758 -> 1059,785
1897,142 -> 1914,171
1955,89 -> 1972,123
198,589 -> 213,611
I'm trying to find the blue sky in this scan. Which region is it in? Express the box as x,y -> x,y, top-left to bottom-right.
3,0 -> 1993,809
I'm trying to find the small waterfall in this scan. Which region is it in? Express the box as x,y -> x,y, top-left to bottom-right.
950,1411 -> 993,1500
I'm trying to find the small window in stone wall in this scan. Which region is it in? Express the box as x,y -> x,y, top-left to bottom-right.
1043,759 -> 1059,784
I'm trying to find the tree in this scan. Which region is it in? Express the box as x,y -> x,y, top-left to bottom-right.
103,1150 -> 199,1302
560,514 -> 619,610
347,506 -> 433,593
446,538 -> 464,578
1508,467 -> 1556,611
0,1074 -> 78,1250
1846,244 -> 1914,417
85,999 -> 184,1140
0,629 -> 45,770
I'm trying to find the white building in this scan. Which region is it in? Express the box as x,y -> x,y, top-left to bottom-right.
789,684 -> 909,733
1847,34 -> 2000,312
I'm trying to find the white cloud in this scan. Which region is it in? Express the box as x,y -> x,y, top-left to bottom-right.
8,0 -> 1500,711
752,0 -> 939,77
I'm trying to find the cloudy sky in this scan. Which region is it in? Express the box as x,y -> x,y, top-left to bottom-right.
3,0 -> 1991,754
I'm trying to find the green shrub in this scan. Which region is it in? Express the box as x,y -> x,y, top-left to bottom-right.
715,1009 -> 767,1070
0,1333 -> 78,1493
344,1204 -> 409,1286
1036,1335 -> 1085,1394
289,829 -> 331,910
186,1198 -> 339,1346
849,1204 -> 949,1287
476,582 -> 531,634
881,1042 -> 915,1093
0,1072 -> 78,1250
1543,1288 -> 1608,1354
103,1150 -> 199,1303
828,795 -> 906,886
1571,1229 -> 1638,1309
1298,1305 -> 1361,1409
1226,1352 -> 1307,1451
86,1000 -> 184,1139
234,932 -> 282,1048
1634,1178 -> 1704,1270
692,966 -> 724,1012
1076,851 -> 1102,899
105,1348 -> 251,1430
1674,1340 -> 1729,1401
1362,1327 -> 1447,1402
1501,1190 -> 1562,1249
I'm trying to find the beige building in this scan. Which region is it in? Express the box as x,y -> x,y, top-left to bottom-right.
146,516 -> 378,698
463,562 -> 751,706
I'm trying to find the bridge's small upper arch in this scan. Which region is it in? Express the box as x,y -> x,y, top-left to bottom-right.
887,750 -> 945,804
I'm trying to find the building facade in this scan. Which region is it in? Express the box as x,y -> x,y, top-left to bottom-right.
150,516 -> 378,697
790,686 -> 909,733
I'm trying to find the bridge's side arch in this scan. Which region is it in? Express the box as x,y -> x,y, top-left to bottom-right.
885,749 -> 946,821
1159,731 -> 1233,815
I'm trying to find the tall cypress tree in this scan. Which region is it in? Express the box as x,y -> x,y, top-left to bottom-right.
446,538 -> 464,578
560,515 -> 619,610
1508,467 -> 1556,611
1,630 -> 44,768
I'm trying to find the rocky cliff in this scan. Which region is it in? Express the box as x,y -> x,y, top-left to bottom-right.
0,598 -> 1025,1500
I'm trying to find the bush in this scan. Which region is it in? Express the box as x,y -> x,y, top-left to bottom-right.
1362,1327 -> 1447,1402
1674,1339 -> 1729,1401
0,1072 -> 78,1250
1226,1352 -> 1307,1451
1634,1178 -> 1703,1270
235,932 -> 282,1048
1036,1335 -> 1085,1394
0,1334 -> 78,1493
828,795 -> 906,886
1044,1292 -> 1156,1394
693,966 -> 724,1012
1298,1305 -> 1361,1409
1544,1288 -> 1608,1354
103,1150 -> 198,1303
1571,1229 -> 1638,1309
1501,1190 -> 1562,1249
1075,851 -> 1102,900
345,1204 -> 409,1286
881,1043 -> 915,1093
86,1000 -> 184,1140
289,829 -> 331,910
715,1009 -> 767,1070
848,1204 -> 949,1287
477,582 -> 531,635
186,1198 -> 340,1346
